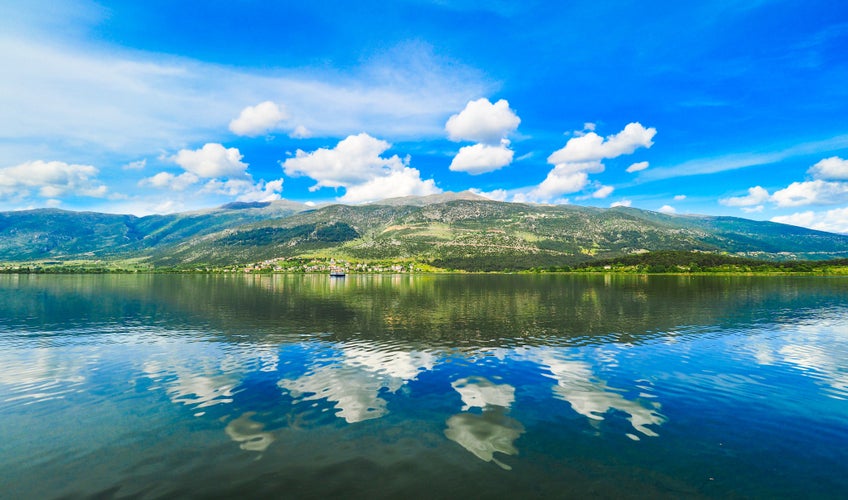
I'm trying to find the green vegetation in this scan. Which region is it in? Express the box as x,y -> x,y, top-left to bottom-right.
4,251 -> 848,275
562,251 -> 848,274
2,195 -> 848,272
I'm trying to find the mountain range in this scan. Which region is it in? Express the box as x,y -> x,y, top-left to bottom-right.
2,192 -> 847,270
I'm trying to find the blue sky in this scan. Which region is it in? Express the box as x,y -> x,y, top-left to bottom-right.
2,1 -> 848,233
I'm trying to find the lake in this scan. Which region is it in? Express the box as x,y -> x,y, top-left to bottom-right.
1,273 -> 847,498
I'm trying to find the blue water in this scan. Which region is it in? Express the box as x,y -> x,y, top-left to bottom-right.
0,274 -> 846,498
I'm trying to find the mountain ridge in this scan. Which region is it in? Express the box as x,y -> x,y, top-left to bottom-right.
2,194 -> 847,268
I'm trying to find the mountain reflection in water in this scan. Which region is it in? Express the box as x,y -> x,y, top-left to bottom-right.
1,273 -> 847,499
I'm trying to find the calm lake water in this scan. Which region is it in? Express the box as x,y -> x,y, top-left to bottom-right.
1,273 -> 847,498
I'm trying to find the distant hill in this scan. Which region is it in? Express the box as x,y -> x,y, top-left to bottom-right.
1,194 -> 847,269
0,199 -> 307,261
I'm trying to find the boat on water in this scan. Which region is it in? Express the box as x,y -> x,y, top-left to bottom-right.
329,268 -> 345,277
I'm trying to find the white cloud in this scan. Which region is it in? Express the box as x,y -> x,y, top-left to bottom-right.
522,123 -> 655,203
139,171 -> 199,191
290,125 -> 312,139
449,141 -> 514,174
719,186 -> 771,207
658,205 -> 676,214
445,98 -> 520,144
123,159 -> 146,170
338,168 -> 439,203
0,160 -> 107,200
592,185 -> 614,199
446,99 -> 520,175
0,35 -> 491,167
550,160 -> 605,176
641,136 -> 848,182
673,194 -> 686,201
523,162 -> 602,202
283,133 -> 403,189
610,200 -> 632,208
771,180 -> 848,207
202,178 -> 284,202
283,133 -> 440,203
548,122 -> 656,164
626,161 -> 649,173
772,211 -> 815,229
528,169 -> 590,200
141,143 -> 282,203
772,207 -> 848,234
469,188 -> 508,201
807,156 -> 848,180
721,157 -> 848,215
228,101 -> 288,137
171,143 -> 249,179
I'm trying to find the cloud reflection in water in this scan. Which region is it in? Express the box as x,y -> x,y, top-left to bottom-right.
535,351 -> 666,438
445,376 -> 524,470
225,412 -> 274,452
278,344 -> 437,423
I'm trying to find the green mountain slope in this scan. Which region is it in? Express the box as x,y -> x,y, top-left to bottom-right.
150,198 -> 848,268
0,200 -> 307,261
1,195 -> 847,268
0,209 -> 138,260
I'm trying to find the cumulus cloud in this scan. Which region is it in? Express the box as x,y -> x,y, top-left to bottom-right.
446,98 -> 521,175
720,157 -> 848,219
522,123 -> 655,203
290,125 -> 312,139
658,205 -> 676,214
339,168 -> 439,203
449,140 -> 514,174
171,143 -> 249,179
673,194 -> 686,201
548,122 -> 656,164
626,161 -> 649,173
139,171 -> 199,191
283,133 -> 403,189
529,169 -> 590,200
229,101 -> 289,137
718,157 -> 848,234
772,207 -> 848,234
808,156 -> 848,180
140,143 -> 282,203
610,200 -> 632,208
719,186 -> 771,207
282,133 -> 440,203
469,188 -> 508,201
446,98 -> 520,144
139,169 -> 282,202
202,178 -> 284,202
772,211 -> 825,231
592,185 -> 614,199
771,180 -> 848,207
0,160 -> 107,200
523,165 -> 598,202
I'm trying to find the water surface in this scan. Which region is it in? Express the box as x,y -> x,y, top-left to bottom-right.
1,274 -> 846,498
